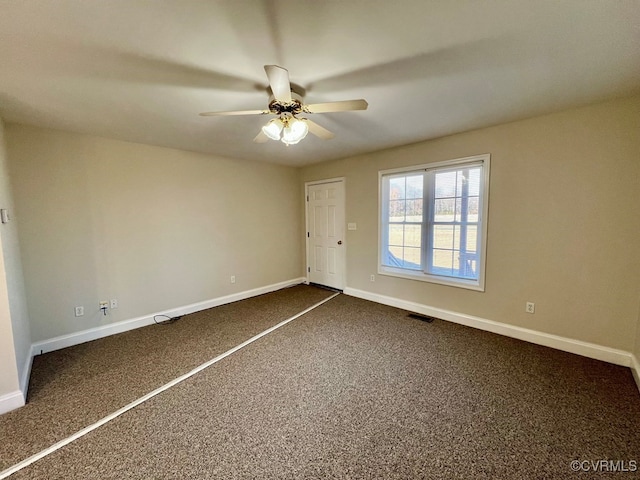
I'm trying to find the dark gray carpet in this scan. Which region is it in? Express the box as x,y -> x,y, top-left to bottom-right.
3,290 -> 640,478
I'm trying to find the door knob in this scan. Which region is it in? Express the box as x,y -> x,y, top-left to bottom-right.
337,240 -> 343,245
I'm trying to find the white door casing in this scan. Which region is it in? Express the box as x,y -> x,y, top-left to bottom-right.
306,179 -> 345,290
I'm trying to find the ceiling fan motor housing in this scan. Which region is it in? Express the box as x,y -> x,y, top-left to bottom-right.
268,91 -> 304,116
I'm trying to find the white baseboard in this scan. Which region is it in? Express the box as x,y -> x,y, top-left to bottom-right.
344,287 -> 632,368
631,354 -> 640,395
0,390 -> 25,415
32,278 -> 306,356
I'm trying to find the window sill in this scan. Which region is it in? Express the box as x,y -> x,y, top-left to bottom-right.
378,266 -> 485,292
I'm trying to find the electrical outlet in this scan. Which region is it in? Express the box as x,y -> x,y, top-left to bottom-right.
74,306 -> 84,317
526,302 -> 535,314
110,299 -> 118,309
370,274 -> 375,282
231,275 -> 236,284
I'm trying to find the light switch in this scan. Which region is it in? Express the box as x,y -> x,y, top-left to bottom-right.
348,222 -> 357,230
0,209 -> 9,224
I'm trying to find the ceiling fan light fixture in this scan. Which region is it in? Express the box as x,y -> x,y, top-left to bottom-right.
261,118 -> 284,141
281,118 -> 308,145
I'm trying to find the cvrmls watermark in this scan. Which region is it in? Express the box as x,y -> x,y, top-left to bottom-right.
570,460 -> 637,473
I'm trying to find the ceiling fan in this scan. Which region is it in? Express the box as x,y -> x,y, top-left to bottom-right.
199,65 -> 368,145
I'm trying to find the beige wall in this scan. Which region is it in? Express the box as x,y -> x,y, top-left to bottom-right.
634,299 -> 640,390
635,300 -> 640,362
302,95 -> 640,352
0,230 -> 19,399
6,125 -> 302,342
0,117 -> 28,402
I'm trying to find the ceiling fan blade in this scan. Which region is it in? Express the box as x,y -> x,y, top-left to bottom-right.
264,65 -> 292,103
199,109 -> 269,116
304,99 -> 368,114
305,119 -> 335,140
253,130 -> 269,143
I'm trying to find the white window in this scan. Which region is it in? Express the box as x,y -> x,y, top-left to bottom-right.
379,154 -> 490,291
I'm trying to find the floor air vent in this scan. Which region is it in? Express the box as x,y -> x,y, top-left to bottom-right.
408,313 -> 435,323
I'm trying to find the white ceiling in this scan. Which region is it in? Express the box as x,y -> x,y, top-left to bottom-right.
1,1 -> 639,166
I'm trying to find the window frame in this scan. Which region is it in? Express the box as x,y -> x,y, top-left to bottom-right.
378,154 -> 490,291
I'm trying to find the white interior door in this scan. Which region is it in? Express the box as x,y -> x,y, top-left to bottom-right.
306,180 -> 345,290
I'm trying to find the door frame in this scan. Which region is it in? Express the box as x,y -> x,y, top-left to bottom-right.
305,177 -> 346,289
